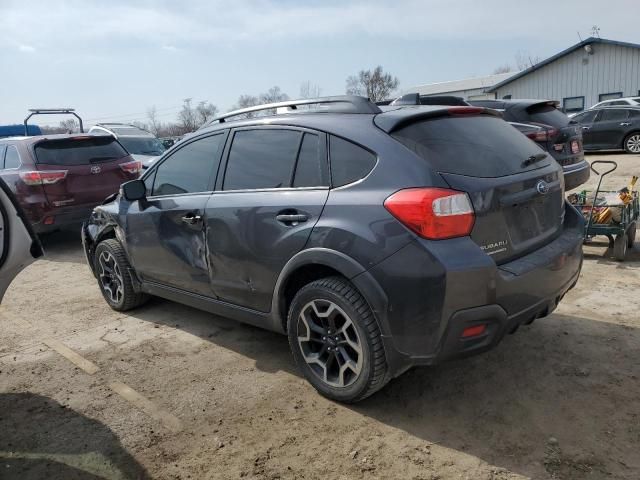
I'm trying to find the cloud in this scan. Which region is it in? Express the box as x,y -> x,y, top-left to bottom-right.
161,45 -> 179,52
0,0 -> 638,52
17,44 -> 36,53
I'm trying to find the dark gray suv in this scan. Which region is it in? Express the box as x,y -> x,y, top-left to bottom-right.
82,96 -> 584,403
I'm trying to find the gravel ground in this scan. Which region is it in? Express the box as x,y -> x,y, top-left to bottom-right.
1,152 -> 639,480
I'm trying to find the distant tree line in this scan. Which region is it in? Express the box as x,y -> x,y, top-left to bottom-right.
39,69 -> 402,137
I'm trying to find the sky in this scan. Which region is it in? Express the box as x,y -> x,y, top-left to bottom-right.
1,0 -> 639,127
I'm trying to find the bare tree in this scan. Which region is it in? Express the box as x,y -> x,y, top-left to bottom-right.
147,106 -> 161,135
259,86 -> 289,104
59,119 -> 79,133
195,101 -> 218,126
345,66 -> 399,102
299,81 -> 322,99
178,98 -> 198,132
515,51 -> 542,70
492,64 -> 513,74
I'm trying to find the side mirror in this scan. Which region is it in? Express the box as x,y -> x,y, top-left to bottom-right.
122,179 -> 147,202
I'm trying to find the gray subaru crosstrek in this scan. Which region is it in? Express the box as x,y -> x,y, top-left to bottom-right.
82,96 -> 584,403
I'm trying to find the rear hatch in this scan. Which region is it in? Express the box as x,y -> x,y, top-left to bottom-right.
517,102 -> 583,166
387,110 -> 565,264
32,136 -> 141,208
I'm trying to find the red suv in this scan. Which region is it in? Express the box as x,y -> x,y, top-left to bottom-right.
0,134 -> 141,233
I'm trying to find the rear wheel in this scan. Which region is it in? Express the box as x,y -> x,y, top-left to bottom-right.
623,133 -> 640,154
613,233 -> 628,261
94,239 -> 148,311
287,276 -> 389,403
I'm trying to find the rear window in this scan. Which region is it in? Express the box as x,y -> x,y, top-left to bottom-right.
525,104 -> 570,127
391,115 -> 550,177
35,137 -> 128,166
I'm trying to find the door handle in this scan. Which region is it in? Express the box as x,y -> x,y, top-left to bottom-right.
582,126 -> 591,130
181,213 -> 202,225
276,213 -> 308,224
620,122 -> 631,126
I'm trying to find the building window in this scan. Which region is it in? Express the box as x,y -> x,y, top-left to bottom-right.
599,92 -> 623,102
563,96 -> 585,113
502,94 -> 512,100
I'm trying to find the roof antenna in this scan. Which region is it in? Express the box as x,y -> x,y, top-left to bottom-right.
577,31 -> 584,42
590,25 -> 601,38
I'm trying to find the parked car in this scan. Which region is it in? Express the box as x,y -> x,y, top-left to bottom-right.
82,96 -> 584,403
89,123 -> 165,168
0,134 -> 142,233
589,96 -> 640,110
570,106 -> 640,154
468,99 -> 589,190
0,176 -> 43,303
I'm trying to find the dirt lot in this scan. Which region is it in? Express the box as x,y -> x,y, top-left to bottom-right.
1,152 -> 639,480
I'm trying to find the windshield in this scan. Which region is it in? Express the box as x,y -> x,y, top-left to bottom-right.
118,137 -> 165,156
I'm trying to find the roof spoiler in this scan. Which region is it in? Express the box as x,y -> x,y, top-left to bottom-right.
24,108 -> 84,135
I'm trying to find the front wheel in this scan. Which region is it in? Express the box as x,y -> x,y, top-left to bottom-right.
287,277 -> 389,403
624,133 -> 640,154
94,239 -> 148,311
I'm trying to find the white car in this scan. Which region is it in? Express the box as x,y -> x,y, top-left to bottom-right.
89,123 -> 166,169
590,96 -> 640,110
0,178 -> 43,303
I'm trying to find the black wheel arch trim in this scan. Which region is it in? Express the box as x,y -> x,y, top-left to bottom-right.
270,248 -> 391,338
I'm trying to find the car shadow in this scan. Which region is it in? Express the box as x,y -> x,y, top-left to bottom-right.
0,392 -> 149,479
38,227 -> 86,265
127,298 -> 640,478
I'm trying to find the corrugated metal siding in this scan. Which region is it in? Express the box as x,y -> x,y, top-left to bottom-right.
495,44 -> 640,110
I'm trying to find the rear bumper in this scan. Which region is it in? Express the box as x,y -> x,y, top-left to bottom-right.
32,206 -> 95,233
563,159 -> 591,191
363,202 -> 584,377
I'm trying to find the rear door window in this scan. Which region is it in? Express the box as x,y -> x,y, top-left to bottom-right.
329,136 -> 376,187
34,137 -> 128,166
151,134 -> 225,196
573,110 -> 598,124
4,146 -> 21,169
392,115 -> 550,177
223,129 -> 301,190
597,109 -> 628,122
293,133 -> 328,188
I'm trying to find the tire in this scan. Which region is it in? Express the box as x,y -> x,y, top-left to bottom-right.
613,233 -> 628,261
628,222 -> 637,249
94,239 -> 148,311
623,132 -> 640,154
287,276 -> 389,403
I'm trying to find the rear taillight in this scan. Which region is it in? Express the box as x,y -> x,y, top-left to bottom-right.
19,170 -> 68,186
120,160 -> 142,175
384,188 -> 475,240
525,126 -> 559,142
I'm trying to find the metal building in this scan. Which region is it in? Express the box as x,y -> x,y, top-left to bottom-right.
403,72 -> 517,101
489,37 -> 640,113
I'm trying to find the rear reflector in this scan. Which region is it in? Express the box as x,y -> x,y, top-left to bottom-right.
43,216 -> 55,225
120,160 -> 143,175
384,188 -> 475,240
19,170 -> 68,186
461,324 -> 487,338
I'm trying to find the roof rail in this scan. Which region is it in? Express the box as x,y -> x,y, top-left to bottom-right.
24,108 -> 84,135
206,95 -> 382,126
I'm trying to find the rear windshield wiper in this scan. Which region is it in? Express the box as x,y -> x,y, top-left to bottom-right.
522,152 -> 548,167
